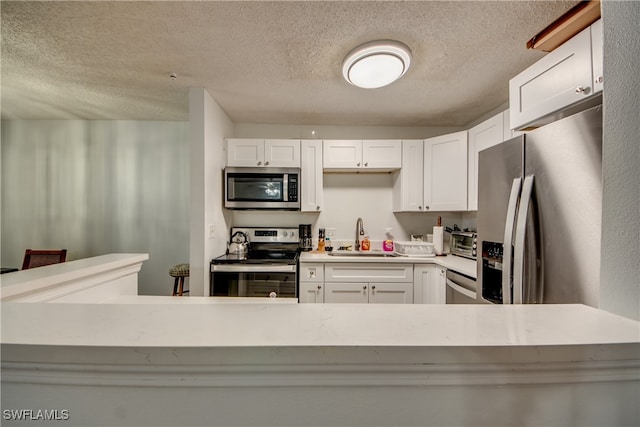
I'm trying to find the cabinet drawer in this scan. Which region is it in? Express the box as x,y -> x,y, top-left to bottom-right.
324,263 -> 412,283
299,263 -> 324,283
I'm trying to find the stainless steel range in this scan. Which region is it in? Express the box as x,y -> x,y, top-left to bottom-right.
210,227 -> 299,298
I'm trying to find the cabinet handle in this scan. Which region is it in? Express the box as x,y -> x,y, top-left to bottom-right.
316,205 -> 320,210
357,162 -> 361,167
317,285 -> 322,290
363,285 -> 367,290
425,206 -> 430,210
257,161 -> 262,165
595,76 -> 603,84
372,285 -> 376,290
364,162 -> 368,167
265,161 -> 270,166
575,86 -> 590,95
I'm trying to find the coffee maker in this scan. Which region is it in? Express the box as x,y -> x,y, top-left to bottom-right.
299,224 -> 313,251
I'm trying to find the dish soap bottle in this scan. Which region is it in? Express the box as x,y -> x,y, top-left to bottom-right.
361,234 -> 371,251
383,228 -> 394,252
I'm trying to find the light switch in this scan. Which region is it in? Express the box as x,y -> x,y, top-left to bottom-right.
208,224 -> 215,239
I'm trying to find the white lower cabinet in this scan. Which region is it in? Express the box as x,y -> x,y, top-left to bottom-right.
413,265 -> 446,304
325,282 -> 413,304
299,263 -> 324,303
299,282 -> 324,303
315,263 -> 414,304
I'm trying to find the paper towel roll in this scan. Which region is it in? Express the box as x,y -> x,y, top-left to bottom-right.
433,226 -> 444,255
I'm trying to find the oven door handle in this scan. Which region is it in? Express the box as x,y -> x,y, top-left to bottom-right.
212,264 -> 296,273
446,278 -> 477,300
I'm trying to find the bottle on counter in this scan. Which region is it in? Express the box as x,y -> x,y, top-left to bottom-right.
383,228 -> 394,252
317,228 -> 326,252
360,234 -> 371,251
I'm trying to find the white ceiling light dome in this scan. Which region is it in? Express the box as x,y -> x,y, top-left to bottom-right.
342,40 -> 412,89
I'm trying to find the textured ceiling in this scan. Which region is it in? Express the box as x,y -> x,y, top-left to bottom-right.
1,1 -> 577,127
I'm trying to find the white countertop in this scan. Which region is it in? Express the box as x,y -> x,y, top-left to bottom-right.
300,251 -> 477,278
2,301 -> 638,360
0,253 -> 149,301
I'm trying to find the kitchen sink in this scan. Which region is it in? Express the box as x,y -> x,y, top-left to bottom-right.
327,250 -> 396,257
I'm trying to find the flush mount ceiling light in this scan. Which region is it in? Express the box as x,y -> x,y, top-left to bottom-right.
342,40 -> 412,89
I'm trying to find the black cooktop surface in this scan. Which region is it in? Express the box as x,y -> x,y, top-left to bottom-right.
212,250 -> 299,265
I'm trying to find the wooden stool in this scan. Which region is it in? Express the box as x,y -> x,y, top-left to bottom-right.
170,263 -> 190,296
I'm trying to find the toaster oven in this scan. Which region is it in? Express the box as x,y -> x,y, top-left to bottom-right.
450,231 -> 477,259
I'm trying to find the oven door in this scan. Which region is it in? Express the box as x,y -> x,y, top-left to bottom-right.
211,264 -> 297,298
445,270 -> 479,304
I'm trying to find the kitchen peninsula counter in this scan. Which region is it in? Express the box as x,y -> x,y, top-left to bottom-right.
2,254 -> 639,426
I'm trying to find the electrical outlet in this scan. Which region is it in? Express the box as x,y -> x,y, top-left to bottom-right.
208,224 -> 215,239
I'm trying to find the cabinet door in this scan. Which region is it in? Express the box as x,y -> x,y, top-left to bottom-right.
467,113 -> 505,211
434,267 -> 447,304
362,140 -> 402,170
424,131 -> 468,211
393,140 -> 424,212
369,282 -> 413,304
413,265 -> 436,304
300,140 -> 323,212
509,26 -> 593,130
299,282 -> 324,303
413,265 -> 445,304
226,139 -> 264,167
591,19 -> 603,94
323,140 -> 362,169
324,282 -> 369,303
264,139 -> 301,167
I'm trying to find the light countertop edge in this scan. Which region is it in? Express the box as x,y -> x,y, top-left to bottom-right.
300,252 -> 477,278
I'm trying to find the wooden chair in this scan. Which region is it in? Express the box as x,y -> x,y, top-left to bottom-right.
21,249 -> 67,270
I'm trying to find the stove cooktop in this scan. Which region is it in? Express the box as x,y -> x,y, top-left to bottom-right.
213,226 -> 301,265
212,251 -> 298,265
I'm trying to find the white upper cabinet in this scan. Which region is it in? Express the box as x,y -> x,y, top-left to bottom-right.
509,19 -> 603,131
322,140 -> 362,169
467,112 -> 505,211
423,131 -> 468,211
300,140 -> 323,212
323,139 -> 401,171
362,140 -> 402,169
226,139 -> 300,167
591,18 -> 603,94
393,140 -> 424,212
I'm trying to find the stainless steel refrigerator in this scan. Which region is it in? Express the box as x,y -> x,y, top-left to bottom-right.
477,105 -> 602,305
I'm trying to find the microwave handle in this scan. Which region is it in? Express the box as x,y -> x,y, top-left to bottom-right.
227,178 -> 235,199
283,173 -> 288,201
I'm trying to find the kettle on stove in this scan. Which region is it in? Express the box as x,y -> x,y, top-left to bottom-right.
227,231 -> 249,256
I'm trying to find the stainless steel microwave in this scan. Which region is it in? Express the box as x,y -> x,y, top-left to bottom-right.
224,167 -> 300,210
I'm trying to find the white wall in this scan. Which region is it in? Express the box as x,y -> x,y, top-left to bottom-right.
0,120 -> 189,296
234,123 -> 462,140
189,88 -> 233,296
599,1 -> 640,320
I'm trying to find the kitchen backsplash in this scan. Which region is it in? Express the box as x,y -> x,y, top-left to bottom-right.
231,173 -> 477,245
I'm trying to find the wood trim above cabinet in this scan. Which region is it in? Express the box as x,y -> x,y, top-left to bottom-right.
527,0 -> 601,52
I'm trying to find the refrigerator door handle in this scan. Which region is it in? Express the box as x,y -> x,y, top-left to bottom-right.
513,175 -> 535,304
502,177 -> 522,305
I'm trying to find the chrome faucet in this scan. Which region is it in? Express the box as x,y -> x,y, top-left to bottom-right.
355,217 -> 365,251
